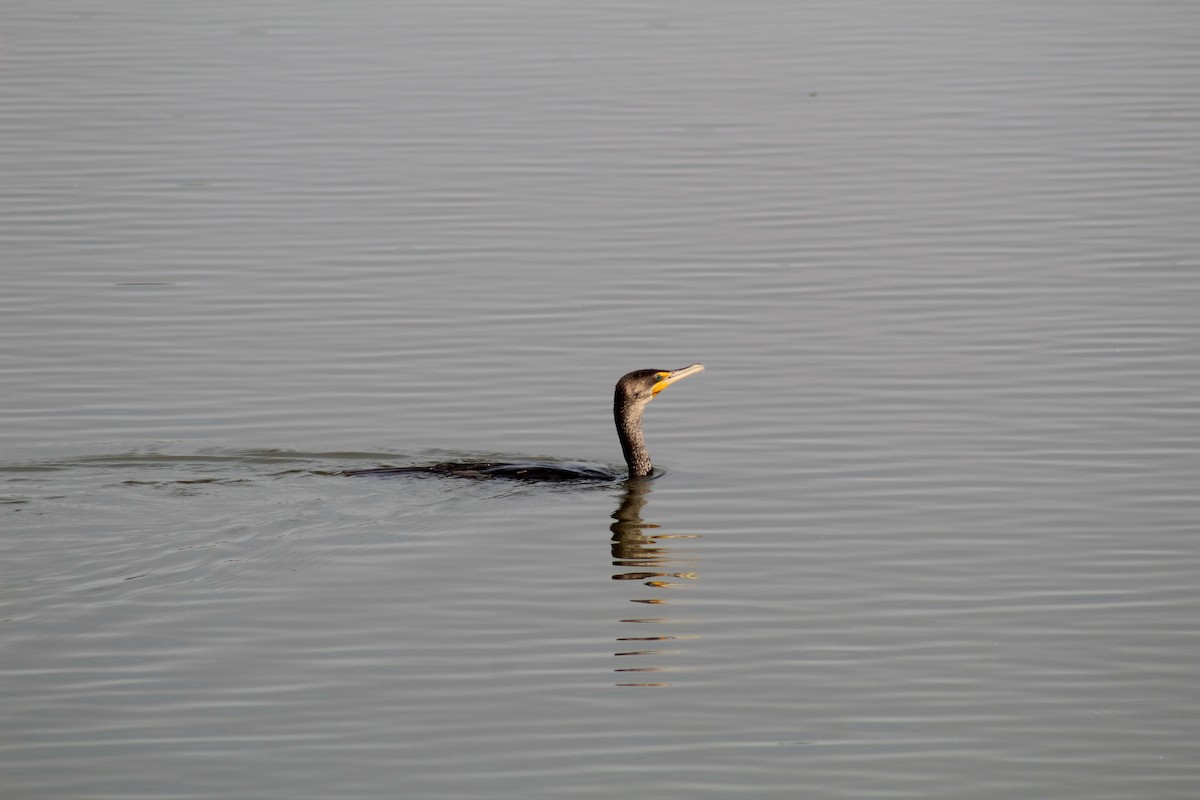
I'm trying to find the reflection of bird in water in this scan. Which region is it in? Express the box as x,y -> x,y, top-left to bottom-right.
346,364 -> 704,481
609,476 -> 701,687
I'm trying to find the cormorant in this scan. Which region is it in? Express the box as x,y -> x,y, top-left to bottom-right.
345,364 -> 704,481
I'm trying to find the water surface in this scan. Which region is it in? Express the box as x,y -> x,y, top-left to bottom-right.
3,0 -> 1199,797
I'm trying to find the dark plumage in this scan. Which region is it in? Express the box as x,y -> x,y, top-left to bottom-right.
613,364 -> 705,478
346,364 -> 704,481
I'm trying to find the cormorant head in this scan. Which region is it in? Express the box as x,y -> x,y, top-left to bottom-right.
615,364 -> 705,410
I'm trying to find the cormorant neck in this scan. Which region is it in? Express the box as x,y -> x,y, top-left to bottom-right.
615,396 -> 653,478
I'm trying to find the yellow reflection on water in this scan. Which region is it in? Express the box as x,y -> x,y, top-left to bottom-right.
609,478 -> 702,688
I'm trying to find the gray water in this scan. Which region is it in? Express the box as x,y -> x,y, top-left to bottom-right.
3,1 -> 1200,797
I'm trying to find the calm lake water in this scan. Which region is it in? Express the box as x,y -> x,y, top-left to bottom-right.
3,0 -> 1200,797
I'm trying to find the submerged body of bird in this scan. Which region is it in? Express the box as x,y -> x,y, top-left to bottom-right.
345,364 -> 704,482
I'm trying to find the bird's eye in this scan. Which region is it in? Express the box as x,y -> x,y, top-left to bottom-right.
654,372 -> 668,381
